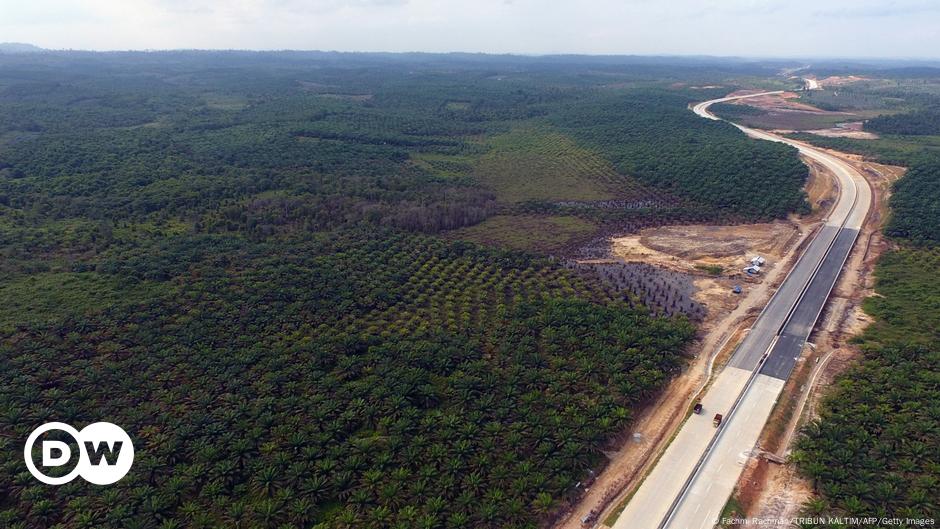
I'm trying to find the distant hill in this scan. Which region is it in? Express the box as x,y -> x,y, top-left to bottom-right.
0,42 -> 44,54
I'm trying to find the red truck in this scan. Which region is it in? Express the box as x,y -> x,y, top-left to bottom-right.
713,413 -> 723,427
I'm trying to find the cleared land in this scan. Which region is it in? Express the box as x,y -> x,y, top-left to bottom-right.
805,121 -> 879,140
716,91 -> 885,131
611,222 -> 799,276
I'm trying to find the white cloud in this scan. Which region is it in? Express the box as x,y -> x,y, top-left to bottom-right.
0,0 -> 937,58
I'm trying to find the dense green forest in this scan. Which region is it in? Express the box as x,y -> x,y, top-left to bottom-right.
0,52 -> 811,528
884,157 -> 940,245
866,108 -> 940,135
791,81 -> 940,525
794,344 -> 939,521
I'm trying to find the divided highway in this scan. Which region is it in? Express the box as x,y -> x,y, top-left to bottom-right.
611,92 -> 871,529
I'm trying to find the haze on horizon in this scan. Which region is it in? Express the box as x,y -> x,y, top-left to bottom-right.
1,0 -> 939,59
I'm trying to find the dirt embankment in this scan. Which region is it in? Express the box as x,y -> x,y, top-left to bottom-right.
729,156 -> 904,526
803,157 -> 837,216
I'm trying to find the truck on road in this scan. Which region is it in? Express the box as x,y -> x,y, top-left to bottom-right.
713,413 -> 723,427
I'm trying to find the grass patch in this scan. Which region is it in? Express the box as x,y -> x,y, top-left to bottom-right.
474,124 -> 616,203
447,214 -> 596,253
0,272 -> 161,333
695,264 -> 724,276
603,494 -> 632,526
444,100 -> 471,110
716,495 -> 744,527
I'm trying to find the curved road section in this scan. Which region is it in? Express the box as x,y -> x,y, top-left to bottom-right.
611,92 -> 871,529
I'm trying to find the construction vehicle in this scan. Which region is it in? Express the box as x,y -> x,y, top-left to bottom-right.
713,413 -> 723,427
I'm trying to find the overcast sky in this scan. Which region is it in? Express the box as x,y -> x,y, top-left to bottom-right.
2,0 -> 938,58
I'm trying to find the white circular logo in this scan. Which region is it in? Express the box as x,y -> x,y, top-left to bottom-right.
24,422 -> 134,485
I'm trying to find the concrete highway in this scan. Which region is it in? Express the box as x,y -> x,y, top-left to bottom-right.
611,92 -> 871,529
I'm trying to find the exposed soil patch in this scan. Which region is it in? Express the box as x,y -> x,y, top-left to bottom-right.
607,222 -> 803,322
612,222 -> 798,277
724,91 -> 863,131
644,223 -> 796,261
736,459 -> 814,526
818,75 -> 869,87
727,91 -> 824,113
805,121 -> 879,140
693,277 -> 738,319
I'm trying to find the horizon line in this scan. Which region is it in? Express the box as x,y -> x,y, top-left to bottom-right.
2,44 -> 940,64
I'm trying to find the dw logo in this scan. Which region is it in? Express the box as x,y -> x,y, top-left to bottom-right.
24,422 -> 134,485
